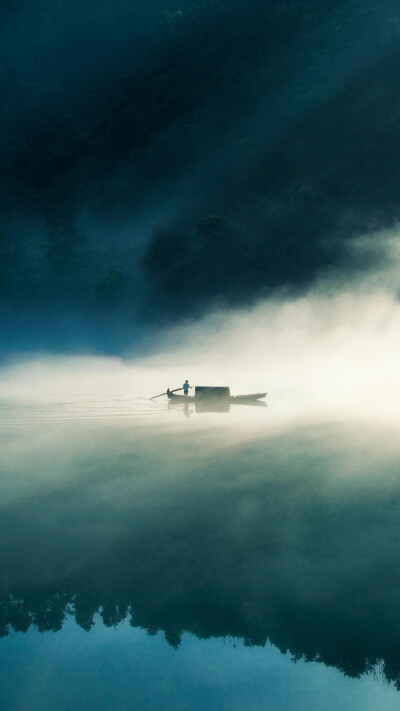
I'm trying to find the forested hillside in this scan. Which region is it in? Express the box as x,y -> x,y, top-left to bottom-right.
1,0 -> 400,337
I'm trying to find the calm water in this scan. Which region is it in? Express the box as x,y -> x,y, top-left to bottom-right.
1,391 -> 400,710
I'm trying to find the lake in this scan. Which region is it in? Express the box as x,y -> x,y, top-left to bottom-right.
0,367 -> 400,710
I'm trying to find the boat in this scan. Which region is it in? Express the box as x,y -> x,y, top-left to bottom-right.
167,386 -> 267,403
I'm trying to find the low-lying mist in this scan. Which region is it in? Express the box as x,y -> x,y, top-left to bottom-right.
2,231 -> 400,686
1,229 -> 400,429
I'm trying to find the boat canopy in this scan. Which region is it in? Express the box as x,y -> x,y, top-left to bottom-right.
195,386 -> 230,398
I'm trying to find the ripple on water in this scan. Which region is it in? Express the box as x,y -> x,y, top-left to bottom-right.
0,396 -> 167,427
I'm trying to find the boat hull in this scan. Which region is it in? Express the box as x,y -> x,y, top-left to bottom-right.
167,392 -> 266,403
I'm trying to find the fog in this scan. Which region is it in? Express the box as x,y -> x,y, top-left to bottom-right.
3,3 -> 400,706
0,228 -> 399,430
2,237 -> 400,687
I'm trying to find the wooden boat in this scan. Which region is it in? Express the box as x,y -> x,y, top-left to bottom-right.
167,386 -> 267,403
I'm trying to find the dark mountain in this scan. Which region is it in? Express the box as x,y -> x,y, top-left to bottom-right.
1,0 -> 400,346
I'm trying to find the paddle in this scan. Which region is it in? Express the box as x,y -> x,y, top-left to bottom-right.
150,387 -> 184,400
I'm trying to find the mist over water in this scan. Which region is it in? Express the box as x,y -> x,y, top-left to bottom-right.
3,1 -> 400,707
2,230 -> 400,429
1,406 -> 400,708
1,240 -> 400,711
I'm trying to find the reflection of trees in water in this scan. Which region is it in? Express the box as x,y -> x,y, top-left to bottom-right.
0,592 -> 68,636
2,423 -> 400,692
1,581 -> 400,688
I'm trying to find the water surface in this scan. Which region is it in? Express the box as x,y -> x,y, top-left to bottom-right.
0,382 -> 399,709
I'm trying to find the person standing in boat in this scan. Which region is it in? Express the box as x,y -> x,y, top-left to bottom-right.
183,380 -> 191,396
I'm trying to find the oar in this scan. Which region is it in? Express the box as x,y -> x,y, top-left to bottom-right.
150,387 -> 184,400
150,391 -> 167,400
